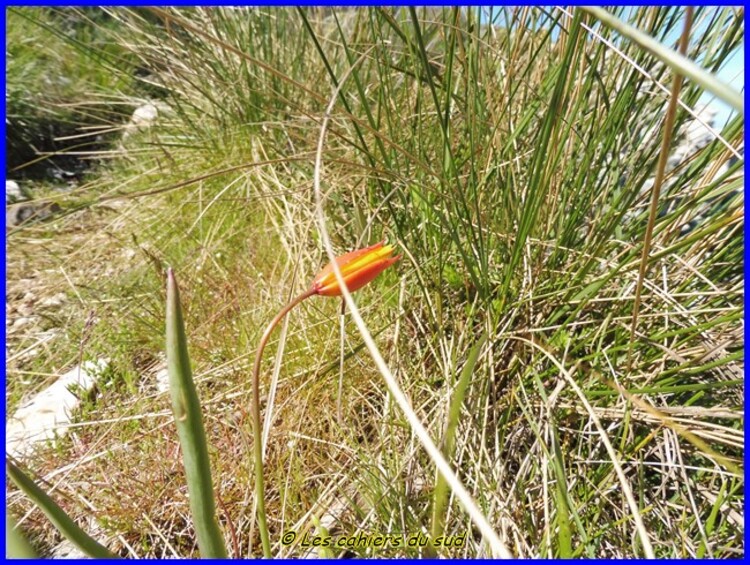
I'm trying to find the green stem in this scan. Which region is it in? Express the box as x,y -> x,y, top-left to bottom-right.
337,297 -> 346,426
251,288 -> 316,557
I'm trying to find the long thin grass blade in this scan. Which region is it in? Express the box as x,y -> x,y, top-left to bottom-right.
628,7 -> 693,368
583,6 -> 743,112
430,332 -> 487,546
509,337 -> 655,558
165,268 -> 228,558
6,460 -> 117,558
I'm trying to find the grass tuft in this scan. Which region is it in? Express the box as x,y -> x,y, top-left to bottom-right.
6,6 -> 743,558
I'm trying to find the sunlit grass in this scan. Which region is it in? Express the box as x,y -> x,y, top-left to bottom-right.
6,6 -> 743,558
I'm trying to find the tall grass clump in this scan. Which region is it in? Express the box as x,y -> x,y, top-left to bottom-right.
6,7 -> 138,178
6,6 -> 743,558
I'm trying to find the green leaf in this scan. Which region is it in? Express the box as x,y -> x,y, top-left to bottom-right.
6,460 -> 117,558
165,268 -> 228,558
311,515 -> 334,558
6,511 -> 38,558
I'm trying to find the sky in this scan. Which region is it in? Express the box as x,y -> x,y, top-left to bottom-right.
664,9 -> 744,128
478,6 -> 743,128
696,44 -> 742,128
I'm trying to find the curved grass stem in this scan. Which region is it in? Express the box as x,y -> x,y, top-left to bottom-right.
250,288 -> 316,557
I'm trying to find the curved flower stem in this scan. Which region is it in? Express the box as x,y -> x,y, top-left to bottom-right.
251,288 -> 316,557
337,297 -> 346,426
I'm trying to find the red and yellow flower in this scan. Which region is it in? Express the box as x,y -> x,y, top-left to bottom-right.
311,241 -> 401,296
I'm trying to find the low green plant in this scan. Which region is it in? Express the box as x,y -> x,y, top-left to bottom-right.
5,6 -> 743,558
6,269 -> 228,558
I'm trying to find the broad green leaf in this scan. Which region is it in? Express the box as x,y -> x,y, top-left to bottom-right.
165,268 -> 228,558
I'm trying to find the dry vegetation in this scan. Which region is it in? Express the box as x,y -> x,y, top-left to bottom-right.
6,6 -> 744,558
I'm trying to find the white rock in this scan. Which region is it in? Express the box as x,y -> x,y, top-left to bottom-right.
39,293 -> 67,309
667,146 -> 689,170
131,103 -> 159,128
6,204 -> 34,227
6,180 -> 24,203
122,102 -> 162,143
6,202 -> 60,227
155,366 -> 170,393
11,316 -> 33,329
6,359 -> 109,459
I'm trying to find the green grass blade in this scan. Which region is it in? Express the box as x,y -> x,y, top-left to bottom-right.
697,479 -> 725,558
6,460 -> 117,558
430,332 -> 487,547
553,464 -> 573,558
165,268 -> 228,558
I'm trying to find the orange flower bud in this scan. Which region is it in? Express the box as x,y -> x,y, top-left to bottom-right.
311,241 -> 401,297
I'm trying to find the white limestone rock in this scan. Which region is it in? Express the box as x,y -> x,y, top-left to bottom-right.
131,103 -> 159,128
6,180 -> 29,203
6,359 -> 109,459
122,101 -> 169,142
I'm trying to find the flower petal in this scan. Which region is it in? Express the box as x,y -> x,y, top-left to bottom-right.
311,240 -> 400,297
